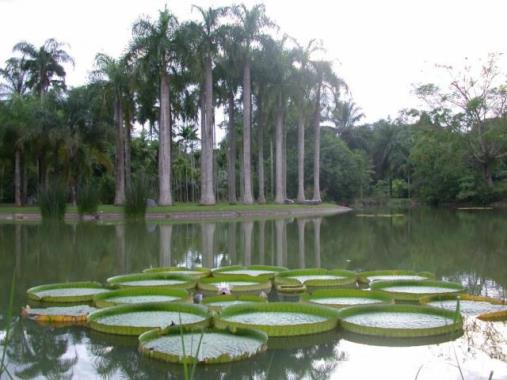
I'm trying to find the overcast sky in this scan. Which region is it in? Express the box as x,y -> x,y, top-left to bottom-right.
1,0 -> 506,123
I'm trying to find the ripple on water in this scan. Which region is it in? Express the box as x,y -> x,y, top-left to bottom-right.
343,312 -> 454,329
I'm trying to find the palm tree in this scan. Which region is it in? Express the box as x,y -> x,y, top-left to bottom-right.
130,8 -> 179,206
186,5 -> 228,205
92,53 -> 130,205
232,4 -> 274,204
0,57 -> 29,99
334,99 -> 364,132
13,38 -> 73,99
293,40 -> 321,203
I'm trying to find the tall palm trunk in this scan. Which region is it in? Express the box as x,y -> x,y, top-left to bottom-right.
274,94 -> 284,204
227,91 -> 237,203
159,224 -> 172,267
297,218 -> 306,268
282,111 -> 287,199
14,147 -> 22,206
200,57 -> 216,204
201,222 -> 215,268
159,70 -> 173,205
114,99 -> 126,205
297,111 -> 306,203
242,60 -> 254,204
313,218 -> 321,267
312,78 -> 322,203
258,220 -> 265,264
257,94 -> 266,203
242,221 -> 253,265
124,108 -> 132,190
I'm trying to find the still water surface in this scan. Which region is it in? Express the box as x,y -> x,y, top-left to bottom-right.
1,208 -> 507,379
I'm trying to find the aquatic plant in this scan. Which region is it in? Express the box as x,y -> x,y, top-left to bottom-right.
197,275 -> 272,294
300,289 -> 393,308
337,304 -> 463,338
93,287 -> 191,308
142,266 -> 211,279
87,302 -> 210,336
21,305 -> 96,325
138,325 -> 268,364
202,294 -> 268,312
370,279 -> 464,301
357,270 -> 434,285
26,281 -> 108,303
106,273 -> 196,290
38,179 -> 67,221
274,268 -> 357,293
212,265 -> 288,279
215,302 -> 340,337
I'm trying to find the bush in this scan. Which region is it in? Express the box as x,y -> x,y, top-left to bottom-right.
77,181 -> 100,215
124,174 -> 148,219
38,179 -> 67,221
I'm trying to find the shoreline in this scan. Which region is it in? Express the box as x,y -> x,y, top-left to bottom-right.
0,204 -> 352,222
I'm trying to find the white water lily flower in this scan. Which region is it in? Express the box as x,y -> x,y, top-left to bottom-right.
217,282 -> 231,295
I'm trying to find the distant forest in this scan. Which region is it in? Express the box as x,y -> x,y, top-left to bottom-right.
1,4 -> 506,207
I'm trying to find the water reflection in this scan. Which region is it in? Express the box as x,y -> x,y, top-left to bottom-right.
1,209 -> 507,379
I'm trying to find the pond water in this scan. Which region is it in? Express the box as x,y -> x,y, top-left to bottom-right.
1,208 -> 507,379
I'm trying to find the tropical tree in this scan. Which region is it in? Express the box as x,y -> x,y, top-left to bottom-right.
0,57 -> 29,99
130,8 -> 179,205
232,4 -> 274,204
13,38 -> 73,99
92,53 -> 131,205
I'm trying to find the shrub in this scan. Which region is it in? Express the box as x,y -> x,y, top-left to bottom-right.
77,181 -> 99,215
124,174 -> 148,219
38,179 -> 67,221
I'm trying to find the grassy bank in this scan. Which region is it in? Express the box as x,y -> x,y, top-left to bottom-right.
0,202 -> 341,214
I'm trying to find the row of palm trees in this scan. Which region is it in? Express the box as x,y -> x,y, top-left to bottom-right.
1,4 -> 348,206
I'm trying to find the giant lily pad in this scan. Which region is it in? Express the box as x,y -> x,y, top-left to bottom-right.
27,281 -> 109,303
202,294 -> 268,312
215,302 -> 339,337
139,326 -> 268,364
87,302 -> 210,336
357,270 -> 434,284
93,288 -> 191,308
197,275 -> 272,294
212,265 -> 288,279
275,268 -> 356,293
21,304 -> 97,325
337,304 -> 463,337
106,273 -> 196,290
142,266 -> 211,279
420,294 -> 507,321
300,289 -> 393,308
370,279 -> 464,301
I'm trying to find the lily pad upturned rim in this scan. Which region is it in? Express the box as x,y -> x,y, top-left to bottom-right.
300,289 -> 393,308
142,266 -> 211,278
26,281 -> 107,303
87,302 -> 210,336
197,275 -> 272,293
138,325 -> 268,364
214,301 -> 340,337
21,305 -> 96,325
337,303 -> 463,338
370,279 -> 465,301
419,293 -> 507,321
274,268 -> 357,288
106,272 -> 197,290
357,269 -> 434,284
93,287 -> 191,308
212,265 -> 289,278
202,294 -> 268,311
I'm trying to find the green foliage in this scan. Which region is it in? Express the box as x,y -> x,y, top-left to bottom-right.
38,179 -> 68,221
124,174 -> 149,219
77,181 -> 100,215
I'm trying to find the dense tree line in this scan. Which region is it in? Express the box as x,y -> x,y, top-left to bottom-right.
0,5 -> 506,207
